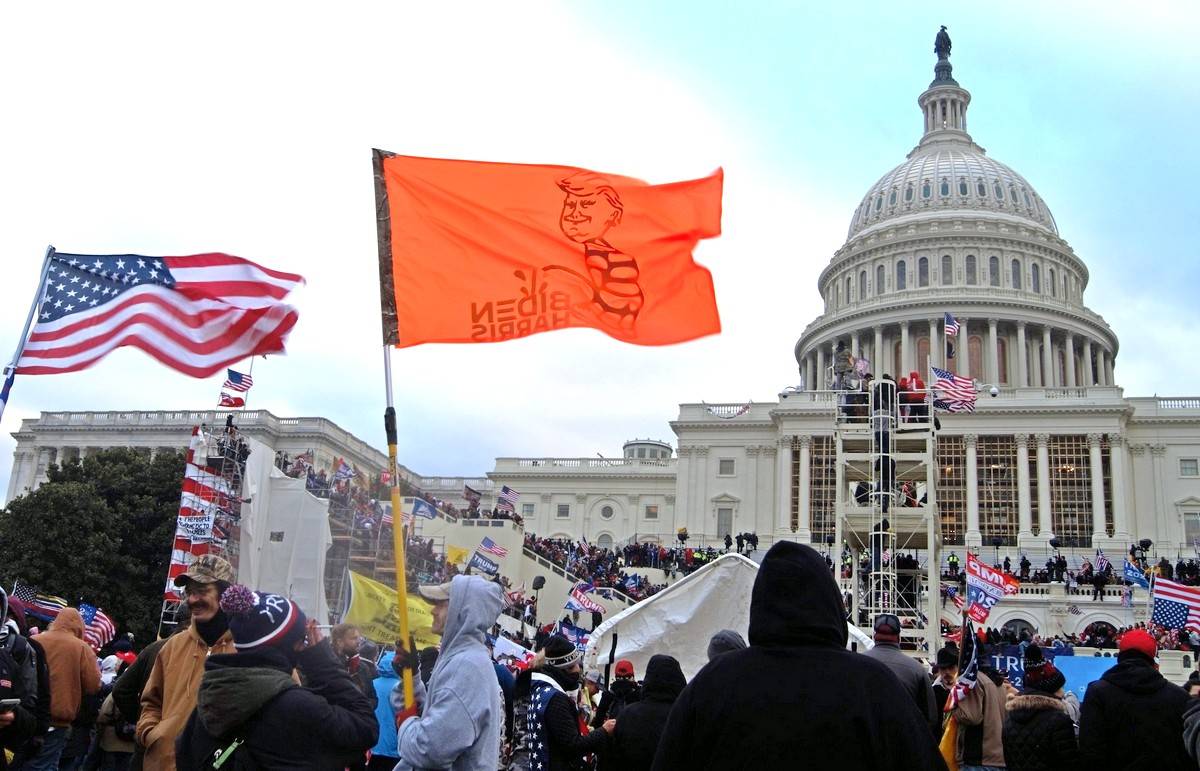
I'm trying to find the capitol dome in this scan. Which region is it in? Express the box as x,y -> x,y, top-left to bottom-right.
794,39 -> 1118,394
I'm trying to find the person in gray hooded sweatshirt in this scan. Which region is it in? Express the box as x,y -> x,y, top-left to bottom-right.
393,574 -> 504,771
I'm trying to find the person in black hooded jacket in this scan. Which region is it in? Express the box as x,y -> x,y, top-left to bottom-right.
175,585 -> 377,770
607,655 -> 685,771
1002,645 -> 1081,771
650,541 -> 946,771
1078,628 -> 1192,769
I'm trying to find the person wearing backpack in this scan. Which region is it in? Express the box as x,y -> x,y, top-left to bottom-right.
0,590 -> 39,770
93,689 -> 137,771
174,585 -> 377,770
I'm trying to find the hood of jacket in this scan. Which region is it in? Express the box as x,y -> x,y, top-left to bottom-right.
1100,655 -> 1171,696
428,574 -> 502,684
1006,693 -> 1065,724
196,648 -> 297,738
640,654 -> 685,703
48,607 -> 86,639
748,541 -> 847,650
610,677 -> 640,699
376,651 -> 398,680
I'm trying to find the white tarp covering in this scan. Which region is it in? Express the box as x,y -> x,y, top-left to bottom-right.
237,437 -> 332,623
584,553 -> 872,679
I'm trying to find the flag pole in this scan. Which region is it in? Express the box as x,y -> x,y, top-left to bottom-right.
383,345 -> 415,708
1,246 -> 56,423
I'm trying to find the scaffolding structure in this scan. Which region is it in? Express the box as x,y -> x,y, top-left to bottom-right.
833,379 -> 942,653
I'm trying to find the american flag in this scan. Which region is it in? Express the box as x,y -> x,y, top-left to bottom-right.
222,368 -> 254,392
463,484 -> 482,508
1151,577 -> 1200,633
945,619 -> 979,712
497,485 -> 520,512
15,251 -> 302,378
1095,549 -> 1110,574
480,536 -> 508,557
13,581 -> 69,621
931,366 -> 977,413
333,460 -> 356,482
944,312 -> 960,337
78,603 -> 116,650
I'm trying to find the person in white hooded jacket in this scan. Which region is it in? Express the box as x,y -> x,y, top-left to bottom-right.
392,574 -> 504,771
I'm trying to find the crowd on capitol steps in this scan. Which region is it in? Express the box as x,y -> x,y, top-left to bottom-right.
3,542 -> 1199,770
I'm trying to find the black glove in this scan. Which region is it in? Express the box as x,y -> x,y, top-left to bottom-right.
392,636 -> 419,677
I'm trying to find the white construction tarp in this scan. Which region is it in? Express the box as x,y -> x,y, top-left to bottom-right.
584,553 -> 872,680
237,438 -> 332,623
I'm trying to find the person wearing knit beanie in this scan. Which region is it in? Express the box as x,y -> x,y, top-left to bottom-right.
1002,646 -> 1080,770
217,584 -> 308,660
706,629 -> 747,661
1021,645 -> 1066,696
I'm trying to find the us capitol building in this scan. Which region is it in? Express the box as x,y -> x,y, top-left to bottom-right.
6,38 -> 1200,638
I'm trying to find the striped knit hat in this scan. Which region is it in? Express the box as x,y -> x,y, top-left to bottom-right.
219,584 -> 307,653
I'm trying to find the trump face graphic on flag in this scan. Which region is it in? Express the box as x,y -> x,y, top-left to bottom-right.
547,172 -> 644,332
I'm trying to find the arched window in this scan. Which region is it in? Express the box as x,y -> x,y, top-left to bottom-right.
596,533 -> 614,550
1031,264 -> 1041,293
1063,274 -> 1068,299
977,180 -> 987,197
917,337 -> 931,376
989,256 -> 1000,286
835,283 -> 840,307
888,188 -> 897,206
958,178 -> 968,196
994,182 -> 1005,200
859,270 -> 867,300
997,338 -> 1009,384
876,264 -> 885,295
922,181 -> 932,199
875,194 -> 883,212
968,335 -> 983,379
1049,268 -> 1056,297
1011,259 -> 1023,290
941,255 -> 953,285
904,184 -> 913,202
1023,189 -> 1033,208
966,255 -> 977,285
846,276 -> 852,305
940,178 -> 950,197
918,256 -> 929,287
897,260 -> 907,290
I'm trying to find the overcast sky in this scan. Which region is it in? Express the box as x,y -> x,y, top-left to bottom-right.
2,2 -> 1197,501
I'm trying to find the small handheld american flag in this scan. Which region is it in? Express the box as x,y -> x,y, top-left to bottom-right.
480,536 -> 509,557
931,366 -> 977,413
944,312 -> 960,337
222,368 -> 254,392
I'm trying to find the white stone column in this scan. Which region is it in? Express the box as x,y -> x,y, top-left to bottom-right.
745,445 -> 760,534
965,434 -> 981,546
957,317 -> 968,376
1017,322 -> 1029,387
695,448 -> 709,534
851,331 -> 860,359
1082,338 -> 1094,385
988,318 -> 999,385
776,436 -> 793,531
929,317 -> 940,369
1087,434 -> 1107,544
1016,434 -> 1034,539
1105,349 -> 1115,385
1041,327 -> 1054,387
816,347 -> 825,390
1035,433 -> 1054,540
1109,434 -> 1130,540
797,436 -> 812,540
1097,349 -> 1108,386
901,322 -> 911,374
675,448 -> 691,529
1064,334 -> 1077,388
874,326 -> 884,375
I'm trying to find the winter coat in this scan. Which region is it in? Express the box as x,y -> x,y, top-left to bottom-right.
1183,698 -> 1200,766
607,655 -> 685,771
369,652 -> 399,762
394,574 -> 505,771
97,692 -> 136,755
113,635 -> 169,771
511,668 -> 609,771
590,676 -> 641,727
1001,693 -> 1081,771
174,640 -> 378,770
650,541 -> 946,771
0,626 -> 39,753
863,640 -> 939,737
1078,654 -> 1192,769
952,670 -> 1006,768
33,607 -> 101,726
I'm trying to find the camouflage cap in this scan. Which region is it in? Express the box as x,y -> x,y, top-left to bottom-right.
173,555 -> 235,587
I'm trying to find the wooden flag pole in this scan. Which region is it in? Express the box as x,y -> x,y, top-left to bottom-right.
383,345 -> 415,708
0,246 -> 56,424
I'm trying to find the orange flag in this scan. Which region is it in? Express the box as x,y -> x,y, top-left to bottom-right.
373,151 -> 723,347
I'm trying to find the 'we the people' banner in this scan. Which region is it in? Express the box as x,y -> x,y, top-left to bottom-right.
965,553 -> 1020,623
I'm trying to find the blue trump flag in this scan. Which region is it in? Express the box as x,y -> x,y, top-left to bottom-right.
1124,560 -> 1150,589
468,550 -> 499,575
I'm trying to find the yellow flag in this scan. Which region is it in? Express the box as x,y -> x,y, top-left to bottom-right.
446,545 -> 470,566
939,714 -> 959,771
343,570 -> 440,648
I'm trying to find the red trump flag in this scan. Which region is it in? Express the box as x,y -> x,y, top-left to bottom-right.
373,151 -> 723,347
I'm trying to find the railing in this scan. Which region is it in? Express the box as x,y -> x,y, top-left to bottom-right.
521,547 -> 638,606
496,457 -> 674,470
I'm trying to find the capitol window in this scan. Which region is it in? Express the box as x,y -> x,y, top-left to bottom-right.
522,503 -> 534,517
922,181 -> 931,199
994,182 -> 1005,200
1011,259 -> 1023,290
1181,458 -> 1199,477
600,505 -> 614,520
644,504 -> 659,520
940,178 -> 950,197
896,261 -> 907,290
965,255 -> 977,285
556,504 -> 570,518
997,339 -> 1009,384
977,180 -> 987,197
958,178 -> 968,196
846,276 -> 852,304
888,189 -> 897,206
941,255 -> 952,285
637,448 -> 646,458
718,459 -> 736,476
859,270 -> 867,300
876,265 -> 885,295
875,194 -> 883,212
1049,268 -> 1056,297
918,257 -> 929,287
904,184 -> 913,202
989,256 -> 1000,286
1031,264 -> 1041,293
1023,189 -> 1033,208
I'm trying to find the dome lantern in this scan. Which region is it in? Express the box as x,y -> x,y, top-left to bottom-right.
918,26 -> 972,144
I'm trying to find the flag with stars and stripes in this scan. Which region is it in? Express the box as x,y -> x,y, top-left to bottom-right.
1095,549 -> 1110,574
1151,577 -> 1200,633
78,603 -> 116,650
497,485 -> 520,512
931,366 -> 977,413
523,676 -> 561,770
222,368 -> 254,392
15,251 -> 303,378
943,312 -> 960,337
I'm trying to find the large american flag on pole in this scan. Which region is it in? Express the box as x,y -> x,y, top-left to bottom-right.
222,368 -> 254,392
1151,577 -> 1200,633
16,251 -> 303,377
931,366 -> 977,413
497,485 -> 520,512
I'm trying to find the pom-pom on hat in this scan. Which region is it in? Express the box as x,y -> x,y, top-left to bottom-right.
219,584 -> 307,653
1022,645 -> 1066,694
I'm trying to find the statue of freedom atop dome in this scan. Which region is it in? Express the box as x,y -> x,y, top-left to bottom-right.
934,26 -> 951,59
